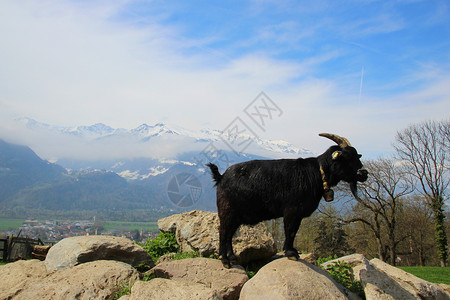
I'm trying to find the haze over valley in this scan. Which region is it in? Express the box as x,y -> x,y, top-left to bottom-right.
0,118 -> 314,221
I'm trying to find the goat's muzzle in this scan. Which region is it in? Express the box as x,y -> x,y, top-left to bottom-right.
350,169 -> 368,201
356,169 -> 368,182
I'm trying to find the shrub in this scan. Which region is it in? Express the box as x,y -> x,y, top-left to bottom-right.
245,267 -> 256,278
322,261 -> 364,297
141,232 -> 179,262
142,272 -> 156,282
317,254 -> 338,266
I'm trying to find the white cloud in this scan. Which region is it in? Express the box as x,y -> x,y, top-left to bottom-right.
0,0 -> 449,161
0,1 -> 310,129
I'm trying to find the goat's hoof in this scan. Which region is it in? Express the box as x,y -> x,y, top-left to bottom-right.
229,255 -> 238,266
285,250 -> 299,261
221,259 -> 231,269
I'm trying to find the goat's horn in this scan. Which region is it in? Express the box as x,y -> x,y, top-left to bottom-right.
319,133 -> 352,148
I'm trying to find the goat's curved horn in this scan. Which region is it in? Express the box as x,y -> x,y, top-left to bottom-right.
319,133 -> 352,148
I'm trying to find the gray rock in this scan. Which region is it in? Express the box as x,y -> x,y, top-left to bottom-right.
127,278 -> 221,300
322,254 -> 450,300
240,257 -> 359,300
232,222 -> 279,264
44,235 -> 154,271
158,210 -> 277,264
361,265 -> 416,300
149,258 -> 248,300
155,252 -> 178,265
363,258 -> 450,300
0,259 -> 48,299
6,260 -> 139,300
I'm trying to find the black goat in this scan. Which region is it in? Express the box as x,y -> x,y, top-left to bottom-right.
207,133 -> 368,268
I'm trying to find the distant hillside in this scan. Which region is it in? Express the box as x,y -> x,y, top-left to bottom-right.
0,120 -> 315,220
0,139 -> 220,215
0,139 -> 67,200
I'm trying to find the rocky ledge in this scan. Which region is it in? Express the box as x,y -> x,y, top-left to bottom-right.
1,210 -> 449,300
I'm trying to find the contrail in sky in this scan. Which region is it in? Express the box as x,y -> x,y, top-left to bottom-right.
359,66 -> 364,104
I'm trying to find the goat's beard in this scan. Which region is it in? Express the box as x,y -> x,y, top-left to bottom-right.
349,181 -> 362,201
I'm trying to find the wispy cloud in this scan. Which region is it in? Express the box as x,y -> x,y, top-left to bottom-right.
0,0 -> 449,159
337,13 -> 406,38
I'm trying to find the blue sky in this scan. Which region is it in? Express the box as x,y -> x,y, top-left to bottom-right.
0,0 -> 449,157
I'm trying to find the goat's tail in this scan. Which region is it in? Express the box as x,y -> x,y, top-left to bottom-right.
206,163 -> 222,186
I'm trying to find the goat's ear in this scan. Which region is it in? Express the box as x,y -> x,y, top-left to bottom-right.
332,151 -> 342,160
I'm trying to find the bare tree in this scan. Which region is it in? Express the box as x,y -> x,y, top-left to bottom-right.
441,118 -> 450,146
399,196 -> 436,266
395,119 -> 450,267
344,158 -> 414,265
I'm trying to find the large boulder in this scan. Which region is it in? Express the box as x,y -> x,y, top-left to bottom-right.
3,260 -> 139,300
126,278 -> 221,300
159,210 -> 219,255
149,258 -> 248,300
0,259 -> 48,299
158,210 -> 277,264
363,258 -> 449,300
44,235 -> 154,271
239,257 -> 359,300
321,254 -> 450,300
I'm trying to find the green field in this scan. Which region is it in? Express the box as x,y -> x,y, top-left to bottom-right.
0,218 -> 25,232
0,218 -> 159,234
103,221 -> 159,233
399,266 -> 450,285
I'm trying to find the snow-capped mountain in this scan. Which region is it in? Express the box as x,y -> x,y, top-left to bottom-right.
13,118 -> 314,183
130,123 -> 180,138
16,118 -> 311,157
2,120 -> 315,212
17,117 -> 116,138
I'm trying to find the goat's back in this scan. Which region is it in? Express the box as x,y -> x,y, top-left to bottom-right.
216,158 -> 323,223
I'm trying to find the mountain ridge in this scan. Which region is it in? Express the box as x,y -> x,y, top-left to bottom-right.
15,118 -> 313,159
0,119 -> 315,216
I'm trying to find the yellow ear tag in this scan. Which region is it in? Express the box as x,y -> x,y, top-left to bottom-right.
332,151 -> 342,160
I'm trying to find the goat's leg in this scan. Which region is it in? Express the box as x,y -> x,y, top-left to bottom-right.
218,214 -> 240,268
217,191 -> 233,268
218,221 -> 230,268
283,209 -> 302,260
218,221 -> 240,268
224,222 -> 240,267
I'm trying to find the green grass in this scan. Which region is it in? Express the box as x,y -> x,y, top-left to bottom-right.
398,266 -> 450,285
0,218 -> 25,231
103,221 -> 158,233
112,282 -> 134,300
